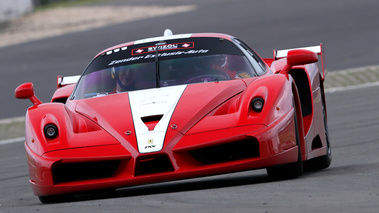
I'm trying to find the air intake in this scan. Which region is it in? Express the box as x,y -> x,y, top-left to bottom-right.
135,155 -> 174,176
52,160 -> 120,184
141,114 -> 163,131
188,139 -> 260,165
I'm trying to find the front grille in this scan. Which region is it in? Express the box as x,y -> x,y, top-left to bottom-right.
188,139 -> 259,165
52,160 -> 120,184
135,155 -> 174,176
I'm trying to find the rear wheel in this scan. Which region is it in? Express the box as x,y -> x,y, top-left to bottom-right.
266,107 -> 303,180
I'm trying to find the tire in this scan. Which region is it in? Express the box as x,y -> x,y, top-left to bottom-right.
266,106 -> 303,180
38,194 -> 74,204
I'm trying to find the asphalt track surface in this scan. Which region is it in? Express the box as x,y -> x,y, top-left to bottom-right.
1,0 -> 379,212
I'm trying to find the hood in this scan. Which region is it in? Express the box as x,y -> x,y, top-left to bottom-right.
75,80 -> 247,154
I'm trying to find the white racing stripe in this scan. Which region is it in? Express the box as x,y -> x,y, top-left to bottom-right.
128,85 -> 187,153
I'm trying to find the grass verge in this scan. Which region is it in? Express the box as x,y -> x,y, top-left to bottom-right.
35,0 -> 111,11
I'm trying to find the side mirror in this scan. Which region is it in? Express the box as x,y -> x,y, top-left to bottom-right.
280,49 -> 318,75
15,83 -> 42,106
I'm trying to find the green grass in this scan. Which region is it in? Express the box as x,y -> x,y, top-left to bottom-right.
0,118 -> 25,140
324,65 -> 379,89
35,0 -> 113,11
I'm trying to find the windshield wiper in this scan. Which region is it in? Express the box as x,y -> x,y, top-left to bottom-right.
84,92 -> 108,99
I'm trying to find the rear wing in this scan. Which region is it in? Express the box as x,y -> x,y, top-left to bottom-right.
57,75 -> 80,88
274,44 -> 326,79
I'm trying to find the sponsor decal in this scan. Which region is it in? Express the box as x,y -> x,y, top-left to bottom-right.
108,56 -> 145,66
131,42 -> 194,55
144,145 -> 156,149
108,49 -> 209,66
238,72 -> 251,78
103,47 -> 127,56
139,93 -> 169,106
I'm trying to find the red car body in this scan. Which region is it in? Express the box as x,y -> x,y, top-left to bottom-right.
15,30 -> 331,203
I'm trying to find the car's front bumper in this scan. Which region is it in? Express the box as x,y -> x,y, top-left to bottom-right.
26,109 -> 298,196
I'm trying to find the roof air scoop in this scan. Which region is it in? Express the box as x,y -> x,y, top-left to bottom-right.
164,29 -> 173,37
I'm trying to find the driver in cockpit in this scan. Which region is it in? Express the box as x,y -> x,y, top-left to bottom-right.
112,67 -> 136,93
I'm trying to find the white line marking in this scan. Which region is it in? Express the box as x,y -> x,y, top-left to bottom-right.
0,116 -> 25,124
325,81 -> 379,93
0,137 -> 25,146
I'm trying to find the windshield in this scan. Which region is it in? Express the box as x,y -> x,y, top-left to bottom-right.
72,37 -> 258,100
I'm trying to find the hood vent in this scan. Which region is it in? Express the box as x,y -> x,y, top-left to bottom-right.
141,114 -> 163,131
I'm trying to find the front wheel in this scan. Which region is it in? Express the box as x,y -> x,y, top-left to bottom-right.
266,108 -> 303,180
38,194 -> 74,204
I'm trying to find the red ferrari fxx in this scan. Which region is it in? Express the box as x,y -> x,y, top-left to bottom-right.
15,29 -> 331,203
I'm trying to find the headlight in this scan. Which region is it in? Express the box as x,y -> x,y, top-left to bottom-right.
251,97 -> 264,112
44,124 -> 58,139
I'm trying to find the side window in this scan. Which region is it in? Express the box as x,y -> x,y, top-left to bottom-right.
233,38 -> 267,75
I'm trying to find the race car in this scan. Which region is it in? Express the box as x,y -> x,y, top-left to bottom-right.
15,29 -> 331,203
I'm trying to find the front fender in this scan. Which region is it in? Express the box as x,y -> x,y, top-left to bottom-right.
187,75 -> 294,134
239,74 -> 294,126
24,103 -> 119,156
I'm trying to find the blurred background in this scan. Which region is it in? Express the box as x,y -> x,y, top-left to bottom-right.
1,0 -> 379,120
2,2 -> 379,211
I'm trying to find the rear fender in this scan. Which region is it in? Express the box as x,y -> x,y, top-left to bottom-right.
273,44 -> 326,79
52,75 -> 80,103
51,84 -> 76,103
